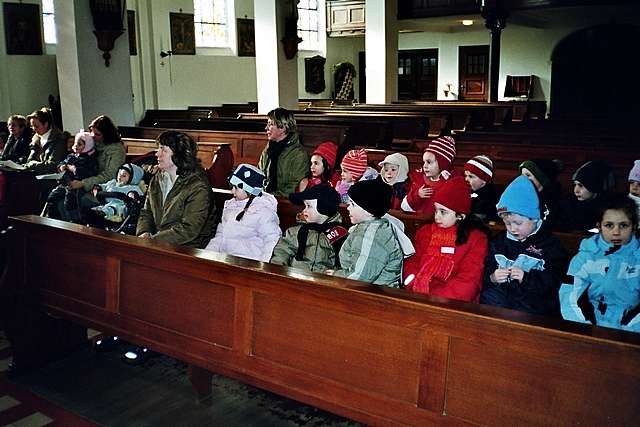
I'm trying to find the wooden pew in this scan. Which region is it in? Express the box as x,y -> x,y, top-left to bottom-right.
5,215 -> 639,425
0,168 -> 40,228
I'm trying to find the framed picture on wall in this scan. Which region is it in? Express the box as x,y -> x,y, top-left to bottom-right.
170,12 -> 196,55
3,2 -> 43,55
127,10 -> 137,55
236,18 -> 255,57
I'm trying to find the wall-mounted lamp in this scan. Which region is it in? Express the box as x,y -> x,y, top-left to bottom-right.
89,0 -> 126,67
160,50 -> 173,58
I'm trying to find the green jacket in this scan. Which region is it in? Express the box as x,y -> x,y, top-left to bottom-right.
25,127 -> 67,174
136,168 -> 216,249
82,141 -> 126,191
257,134 -> 308,197
270,212 -> 343,272
334,218 -> 403,287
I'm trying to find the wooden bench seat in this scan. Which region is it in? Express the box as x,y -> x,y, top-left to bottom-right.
4,215 -> 639,426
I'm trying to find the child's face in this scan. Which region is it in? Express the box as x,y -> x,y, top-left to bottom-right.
422,151 -> 441,178
67,136 -> 75,151
341,167 -> 355,183
72,138 -> 85,154
302,199 -> 327,224
573,181 -> 595,201
347,199 -> 373,224
310,154 -> 325,178
434,202 -> 459,228
117,169 -> 131,185
598,209 -> 633,246
521,168 -> 543,191
501,213 -> 537,241
630,181 -> 640,197
464,170 -> 486,192
232,185 -> 249,201
382,163 -> 399,184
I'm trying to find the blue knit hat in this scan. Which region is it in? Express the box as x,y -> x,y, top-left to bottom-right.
496,175 -> 540,220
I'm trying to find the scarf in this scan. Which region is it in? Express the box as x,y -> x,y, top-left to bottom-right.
295,221 -> 340,261
265,136 -> 289,193
407,223 -> 457,294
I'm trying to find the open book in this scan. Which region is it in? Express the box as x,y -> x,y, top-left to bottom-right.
0,159 -> 27,170
36,172 -> 64,180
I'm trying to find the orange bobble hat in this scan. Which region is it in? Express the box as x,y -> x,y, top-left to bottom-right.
424,136 -> 456,171
312,141 -> 338,169
431,176 -> 472,215
341,148 -> 368,180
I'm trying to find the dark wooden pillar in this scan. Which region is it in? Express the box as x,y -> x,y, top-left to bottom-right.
482,2 -> 508,103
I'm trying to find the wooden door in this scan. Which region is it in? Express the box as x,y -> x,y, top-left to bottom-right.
458,45 -> 489,101
398,49 -> 438,100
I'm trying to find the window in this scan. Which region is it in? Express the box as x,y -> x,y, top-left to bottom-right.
297,0 -> 319,51
194,0 -> 228,47
42,0 -> 56,44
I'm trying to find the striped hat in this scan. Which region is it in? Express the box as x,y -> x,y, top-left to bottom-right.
424,136 -> 456,171
341,148 -> 368,180
464,155 -> 494,183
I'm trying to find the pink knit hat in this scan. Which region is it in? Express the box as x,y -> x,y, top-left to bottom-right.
74,131 -> 95,153
629,160 -> 640,182
341,148 -> 368,180
464,155 -> 494,183
424,136 -> 456,171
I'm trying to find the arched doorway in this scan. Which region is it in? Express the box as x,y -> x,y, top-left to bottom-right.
550,24 -> 640,117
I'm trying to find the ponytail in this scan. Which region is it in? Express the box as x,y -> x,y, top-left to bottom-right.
235,195 -> 255,221
456,214 -> 491,245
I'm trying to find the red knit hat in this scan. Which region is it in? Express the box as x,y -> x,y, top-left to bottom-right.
341,148 -> 368,180
312,141 -> 338,169
425,136 -> 456,171
432,176 -> 471,214
464,155 -> 494,183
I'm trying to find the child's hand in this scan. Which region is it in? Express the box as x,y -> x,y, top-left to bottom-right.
67,165 -> 76,174
508,267 -> 525,283
491,268 -> 511,284
58,165 -> 66,172
418,185 -> 433,199
138,232 -> 152,239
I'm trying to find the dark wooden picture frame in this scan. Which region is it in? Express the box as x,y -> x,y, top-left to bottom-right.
3,2 -> 43,55
305,55 -> 326,94
170,12 -> 196,55
127,10 -> 137,55
236,18 -> 255,57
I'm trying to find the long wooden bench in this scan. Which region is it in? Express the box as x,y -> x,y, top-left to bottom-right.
4,215 -> 639,425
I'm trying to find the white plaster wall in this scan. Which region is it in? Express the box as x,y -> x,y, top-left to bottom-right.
0,0 -> 59,119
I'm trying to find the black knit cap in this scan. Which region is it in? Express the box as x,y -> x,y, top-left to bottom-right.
289,184 -> 340,217
519,158 -> 563,189
572,160 -> 615,194
347,179 -> 392,218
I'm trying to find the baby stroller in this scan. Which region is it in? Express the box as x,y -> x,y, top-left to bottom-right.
92,190 -> 145,235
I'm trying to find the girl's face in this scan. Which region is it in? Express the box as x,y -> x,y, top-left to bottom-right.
434,202 -> 460,228
232,185 -> 249,201
310,154 -> 325,178
630,181 -> 640,197
347,200 -> 372,224
521,168 -> 543,191
422,151 -> 441,178
156,144 -> 176,171
599,209 -> 634,246
382,163 -> 399,184
302,199 -> 326,224
72,138 -> 85,154
117,169 -> 131,185
464,170 -> 486,192
501,213 -> 537,241
30,118 -> 48,136
341,168 -> 355,184
573,181 -> 596,201
91,127 -> 103,144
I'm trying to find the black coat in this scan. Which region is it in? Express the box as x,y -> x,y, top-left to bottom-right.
1,129 -> 32,163
471,183 -> 499,222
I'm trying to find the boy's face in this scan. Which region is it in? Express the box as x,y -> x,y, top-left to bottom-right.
72,138 -> 85,154
573,181 -> 595,201
630,181 -> 640,197
265,119 -> 286,142
302,199 -> 327,224
117,169 -> 131,185
598,209 -> 633,246
434,202 -> 459,228
422,151 -> 440,178
501,212 -> 537,241
346,199 -> 372,224
464,170 -> 486,191
7,120 -> 24,137
521,168 -> 543,191
341,168 -> 355,183
232,185 -> 249,201
382,163 -> 399,183
310,154 -> 325,178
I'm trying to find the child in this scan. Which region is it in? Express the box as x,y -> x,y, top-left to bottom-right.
45,131 -> 99,221
206,164 -> 281,262
403,177 -> 490,302
91,163 -> 145,222
271,184 -> 347,271
401,136 -> 456,218
332,178 -> 410,287
378,153 -> 410,210
480,175 -> 568,316
297,141 -> 340,191
556,160 -> 615,231
335,148 -> 378,203
519,158 -> 563,226
559,194 -> 640,332
463,154 -> 498,221
628,160 -> 640,221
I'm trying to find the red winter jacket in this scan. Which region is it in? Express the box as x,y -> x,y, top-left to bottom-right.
403,222 -> 488,302
402,169 -> 454,218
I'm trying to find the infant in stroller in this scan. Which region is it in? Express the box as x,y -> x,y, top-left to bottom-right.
90,163 -> 144,224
